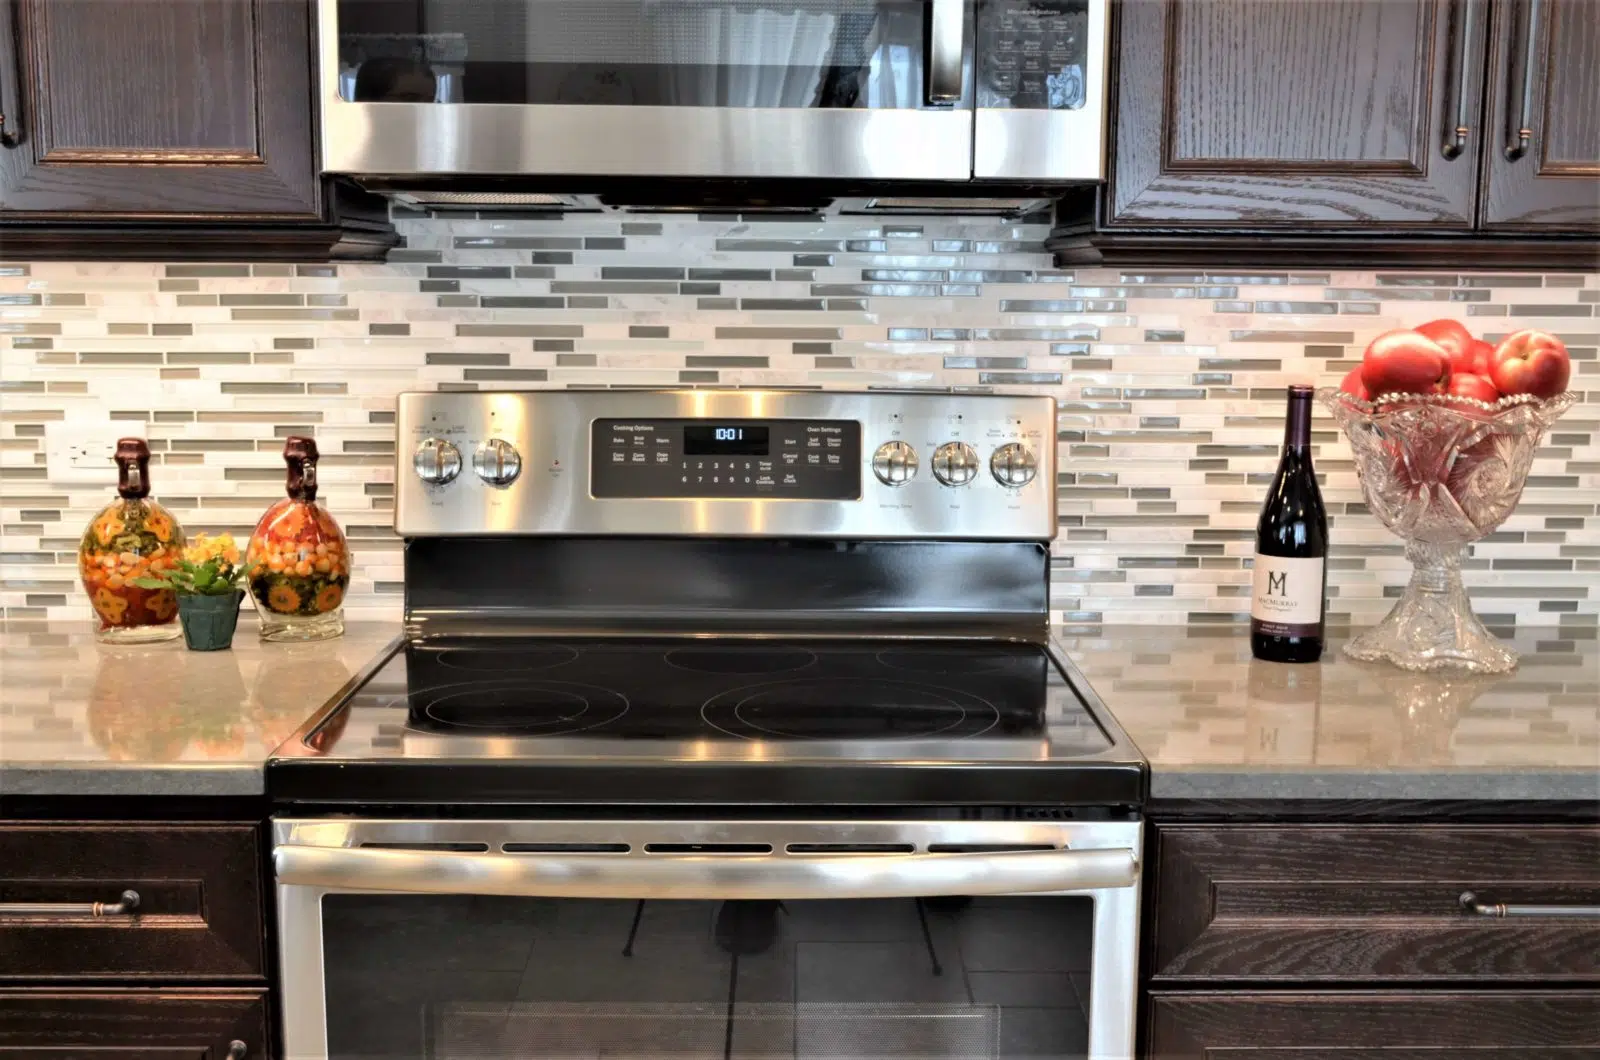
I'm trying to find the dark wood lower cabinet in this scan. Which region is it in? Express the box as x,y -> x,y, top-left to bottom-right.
1147,991 -> 1600,1058
0,989 -> 268,1058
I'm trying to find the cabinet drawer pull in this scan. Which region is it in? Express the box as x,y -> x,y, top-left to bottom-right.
1460,891 -> 1600,918
1503,0 -> 1542,161
0,888 -> 140,917
1440,0 -> 1478,159
227,1040 -> 248,1060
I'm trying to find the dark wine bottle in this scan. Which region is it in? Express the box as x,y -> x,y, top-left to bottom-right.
1251,384 -> 1329,663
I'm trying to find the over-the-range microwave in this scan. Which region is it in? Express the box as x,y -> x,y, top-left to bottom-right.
317,0 -> 1109,207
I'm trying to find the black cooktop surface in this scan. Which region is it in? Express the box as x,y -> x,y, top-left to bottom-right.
268,637 -> 1146,807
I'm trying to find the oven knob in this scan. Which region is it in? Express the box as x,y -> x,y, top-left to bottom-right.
932,441 -> 979,486
871,441 -> 918,486
472,438 -> 522,486
413,438 -> 462,485
990,442 -> 1038,488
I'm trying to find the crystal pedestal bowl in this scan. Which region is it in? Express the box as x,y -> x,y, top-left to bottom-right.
1319,388 -> 1575,674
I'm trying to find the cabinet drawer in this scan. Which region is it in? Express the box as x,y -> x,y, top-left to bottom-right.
1151,824 -> 1600,982
0,825 -> 263,981
1147,991 -> 1600,1057
0,988 -> 268,1058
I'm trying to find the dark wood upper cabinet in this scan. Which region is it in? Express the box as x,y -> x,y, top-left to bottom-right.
1479,0 -> 1600,229
1109,0 -> 1483,228
0,0 -> 318,217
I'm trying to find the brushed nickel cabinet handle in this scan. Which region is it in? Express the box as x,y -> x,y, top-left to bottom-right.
1440,0 -> 1479,159
0,0 -> 23,148
1504,0 -> 1543,161
226,1040 -> 248,1060
0,889 -> 141,917
1460,891 -> 1600,918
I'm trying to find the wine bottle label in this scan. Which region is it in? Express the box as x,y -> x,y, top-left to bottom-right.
1250,554 -> 1325,636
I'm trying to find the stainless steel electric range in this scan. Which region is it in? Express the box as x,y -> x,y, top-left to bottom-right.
269,389 -> 1147,1060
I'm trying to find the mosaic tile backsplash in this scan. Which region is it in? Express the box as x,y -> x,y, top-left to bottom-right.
2,214 -> 1596,629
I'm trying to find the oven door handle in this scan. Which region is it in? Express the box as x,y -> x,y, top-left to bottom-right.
275,844 -> 1138,899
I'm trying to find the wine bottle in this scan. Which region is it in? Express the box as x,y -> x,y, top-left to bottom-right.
1251,384 -> 1329,663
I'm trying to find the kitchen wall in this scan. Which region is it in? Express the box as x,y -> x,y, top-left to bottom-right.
2,213 -> 1596,630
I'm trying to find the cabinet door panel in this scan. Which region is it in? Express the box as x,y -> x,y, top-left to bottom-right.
0,989 -> 267,1058
0,824 -> 265,981
1480,0 -> 1600,229
1110,0 -> 1483,227
1147,992 -> 1600,1058
0,0 -> 318,216
1149,824 -> 1600,982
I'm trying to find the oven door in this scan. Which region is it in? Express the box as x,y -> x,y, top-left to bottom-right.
275,818 -> 1139,1060
318,0 -> 977,181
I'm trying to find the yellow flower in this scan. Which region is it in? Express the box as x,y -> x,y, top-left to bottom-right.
267,584 -> 302,613
314,584 -> 344,613
92,587 -> 129,624
144,509 -> 175,543
92,511 -> 126,546
145,591 -> 177,621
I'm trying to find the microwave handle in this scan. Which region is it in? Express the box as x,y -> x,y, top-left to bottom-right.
927,0 -> 966,103
275,844 -> 1138,899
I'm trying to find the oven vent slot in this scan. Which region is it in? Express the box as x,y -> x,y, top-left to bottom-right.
643,843 -> 772,855
501,843 -> 630,854
925,843 -> 1060,854
785,843 -> 916,854
359,842 -> 491,853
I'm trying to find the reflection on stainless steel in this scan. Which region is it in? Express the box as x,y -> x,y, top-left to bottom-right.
394,390 -> 1055,539
275,840 -> 1139,899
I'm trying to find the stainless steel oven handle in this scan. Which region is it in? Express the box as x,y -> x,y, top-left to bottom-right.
926,0 -> 965,103
275,845 -> 1138,899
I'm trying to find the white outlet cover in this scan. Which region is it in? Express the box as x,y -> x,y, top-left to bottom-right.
44,424 -> 119,485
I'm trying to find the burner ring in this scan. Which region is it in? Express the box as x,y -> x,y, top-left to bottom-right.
665,647 -> 817,675
409,680 -> 629,736
434,645 -> 580,672
701,678 -> 999,741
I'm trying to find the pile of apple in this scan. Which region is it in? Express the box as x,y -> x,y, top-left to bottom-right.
1340,321 -> 1572,405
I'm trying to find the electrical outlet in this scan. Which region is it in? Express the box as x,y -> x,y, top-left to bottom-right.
44,424 -> 119,485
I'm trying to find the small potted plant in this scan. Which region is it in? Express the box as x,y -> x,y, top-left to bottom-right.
132,533 -> 253,651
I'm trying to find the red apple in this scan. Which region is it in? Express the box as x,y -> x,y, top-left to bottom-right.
1360,329 -> 1449,397
1457,338 -> 1494,377
1446,372 -> 1500,404
1339,368 -> 1371,401
1489,329 -> 1571,399
1416,319 -> 1474,372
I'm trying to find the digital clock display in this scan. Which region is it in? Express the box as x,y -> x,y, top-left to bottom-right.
684,424 -> 770,455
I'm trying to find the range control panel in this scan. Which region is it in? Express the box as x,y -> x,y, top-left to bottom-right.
395,390 -> 1057,540
592,419 -> 861,499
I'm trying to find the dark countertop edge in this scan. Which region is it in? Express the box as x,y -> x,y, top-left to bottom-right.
0,764 -> 264,798
1149,768 -> 1600,804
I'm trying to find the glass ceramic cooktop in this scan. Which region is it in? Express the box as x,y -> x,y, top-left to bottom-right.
293,637 -> 1119,765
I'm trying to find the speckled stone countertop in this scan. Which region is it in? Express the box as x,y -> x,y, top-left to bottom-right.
1061,627 -> 1600,803
4,621 -> 1595,804
0,621 -> 397,797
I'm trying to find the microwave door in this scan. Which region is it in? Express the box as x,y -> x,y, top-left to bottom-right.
318,0 -> 977,182
973,0 -> 1108,180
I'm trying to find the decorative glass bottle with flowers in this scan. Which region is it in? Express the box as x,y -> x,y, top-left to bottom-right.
246,436 -> 350,641
77,438 -> 185,643
132,533 -> 252,651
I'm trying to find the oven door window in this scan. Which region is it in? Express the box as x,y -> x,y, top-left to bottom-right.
335,1 -> 943,110
322,894 -> 1094,1057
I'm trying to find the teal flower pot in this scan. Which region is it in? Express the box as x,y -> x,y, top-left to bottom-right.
177,591 -> 244,651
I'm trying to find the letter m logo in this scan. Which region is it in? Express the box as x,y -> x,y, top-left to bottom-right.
1267,571 -> 1288,597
